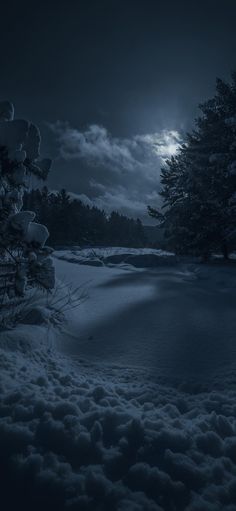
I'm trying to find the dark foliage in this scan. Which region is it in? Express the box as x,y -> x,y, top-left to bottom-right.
148,73 -> 236,259
23,188 -> 147,248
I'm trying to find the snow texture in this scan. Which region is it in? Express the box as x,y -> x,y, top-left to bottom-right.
1,257 -> 236,510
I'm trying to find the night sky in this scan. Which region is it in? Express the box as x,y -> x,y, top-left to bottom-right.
1,0 -> 236,223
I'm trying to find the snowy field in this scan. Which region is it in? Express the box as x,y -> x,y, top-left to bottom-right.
54,251 -> 236,383
1,249 -> 236,510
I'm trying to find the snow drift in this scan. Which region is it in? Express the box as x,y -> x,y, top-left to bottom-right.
1,319 -> 236,509
54,247 -> 177,269
1,259 -> 236,510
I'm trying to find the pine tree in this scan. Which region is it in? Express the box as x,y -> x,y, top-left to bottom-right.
149,73 -> 236,259
0,101 -> 54,300
24,190 -> 147,248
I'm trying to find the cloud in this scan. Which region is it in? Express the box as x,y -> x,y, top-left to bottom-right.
135,130 -> 182,158
49,122 -> 137,172
48,122 -> 182,222
92,187 -> 148,218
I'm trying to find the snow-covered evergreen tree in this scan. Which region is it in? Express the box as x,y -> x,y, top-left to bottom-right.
0,101 -> 55,299
149,74 -> 236,258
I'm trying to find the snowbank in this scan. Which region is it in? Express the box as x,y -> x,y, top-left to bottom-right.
2,260 -> 236,510
1,319 -> 236,510
54,247 -> 177,269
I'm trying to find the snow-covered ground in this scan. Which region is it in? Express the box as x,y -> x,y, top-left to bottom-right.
1,250 -> 236,510
54,246 -> 176,268
55,254 -> 236,384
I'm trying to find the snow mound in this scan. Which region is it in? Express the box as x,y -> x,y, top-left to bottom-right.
1,320 -> 236,510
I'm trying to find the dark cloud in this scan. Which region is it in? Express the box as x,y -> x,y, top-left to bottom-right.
1,1 -> 236,220
48,122 -> 181,221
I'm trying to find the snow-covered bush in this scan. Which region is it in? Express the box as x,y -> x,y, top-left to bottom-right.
0,101 -> 54,310
0,278 -> 87,331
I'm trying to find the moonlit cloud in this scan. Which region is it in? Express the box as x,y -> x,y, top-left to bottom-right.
49,122 -> 182,222
49,122 -> 137,172
134,130 -> 182,159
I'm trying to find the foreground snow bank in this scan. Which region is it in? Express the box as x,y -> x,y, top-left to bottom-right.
1,323 -> 236,510
54,246 -> 176,269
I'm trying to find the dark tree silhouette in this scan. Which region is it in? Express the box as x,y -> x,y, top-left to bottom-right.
149,73 -> 236,259
24,188 -> 147,248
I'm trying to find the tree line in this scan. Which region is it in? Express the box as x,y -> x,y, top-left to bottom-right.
149,73 -> 236,259
23,187 -> 147,247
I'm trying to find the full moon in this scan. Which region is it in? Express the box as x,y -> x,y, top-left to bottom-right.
151,129 -> 181,159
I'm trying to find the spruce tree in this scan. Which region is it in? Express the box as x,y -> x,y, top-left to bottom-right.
149,74 -> 236,259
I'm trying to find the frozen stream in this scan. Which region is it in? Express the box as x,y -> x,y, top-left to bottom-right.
55,257 -> 236,383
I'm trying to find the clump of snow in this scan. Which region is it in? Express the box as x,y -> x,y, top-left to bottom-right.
0,100 -> 14,121
24,222 -> 49,247
8,212 -> 49,249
